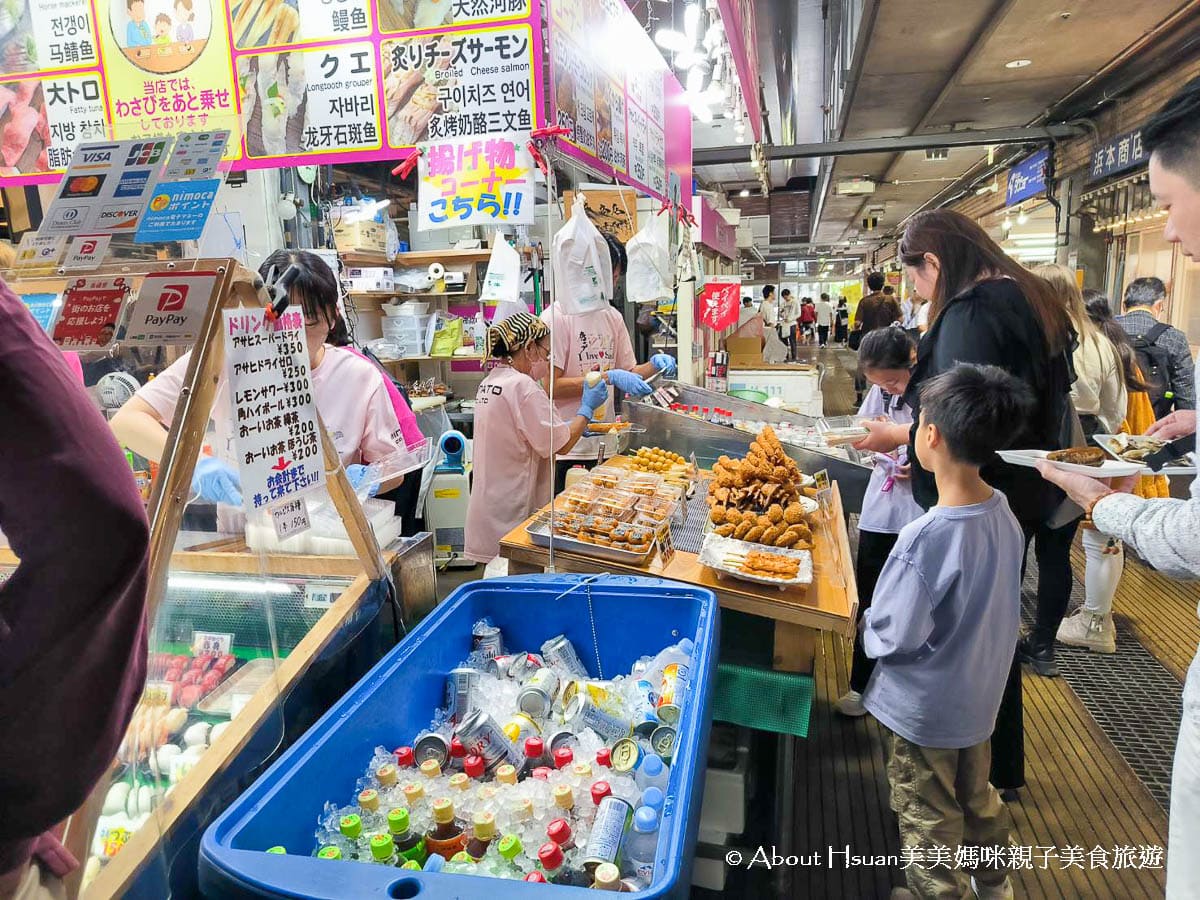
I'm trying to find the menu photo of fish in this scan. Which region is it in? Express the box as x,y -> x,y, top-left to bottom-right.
378,0 -> 454,33
237,52 -> 308,156
228,0 -> 299,48
0,0 -> 35,73
0,79 -> 49,174
381,34 -> 455,147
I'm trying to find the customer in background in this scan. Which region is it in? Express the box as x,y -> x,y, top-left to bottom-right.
836,326 -> 925,718
779,288 -> 799,361
799,296 -> 817,346
0,281 -> 149,899
834,296 -> 850,345
854,208 -> 1075,794
1116,275 -> 1195,416
1034,77 -> 1200,896
862,364 -> 1032,900
815,293 -> 834,348
852,272 -> 904,404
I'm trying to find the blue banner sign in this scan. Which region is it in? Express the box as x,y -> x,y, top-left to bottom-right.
1006,150 -> 1048,206
1088,128 -> 1147,183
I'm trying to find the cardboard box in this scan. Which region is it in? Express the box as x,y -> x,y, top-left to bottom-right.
333,220 -> 388,254
725,336 -> 762,368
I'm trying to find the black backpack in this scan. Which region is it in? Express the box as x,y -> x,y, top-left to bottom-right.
1130,322 -> 1175,418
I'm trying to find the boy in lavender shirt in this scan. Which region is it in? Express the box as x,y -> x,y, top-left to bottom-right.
862,364 -> 1032,900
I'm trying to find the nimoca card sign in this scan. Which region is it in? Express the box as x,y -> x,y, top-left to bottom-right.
124,272 -> 220,344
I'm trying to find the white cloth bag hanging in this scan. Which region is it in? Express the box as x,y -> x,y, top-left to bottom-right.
626,211 -> 672,305
480,236 -> 527,321
551,194 -> 612,315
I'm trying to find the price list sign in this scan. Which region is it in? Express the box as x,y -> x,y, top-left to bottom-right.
223,309 -> 326,511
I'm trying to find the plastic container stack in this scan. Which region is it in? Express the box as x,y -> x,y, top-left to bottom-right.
381,314 -> 435,357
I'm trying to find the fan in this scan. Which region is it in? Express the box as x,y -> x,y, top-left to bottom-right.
97,371 -> 140,410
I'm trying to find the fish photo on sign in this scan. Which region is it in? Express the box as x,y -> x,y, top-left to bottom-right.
381,34 -> 454,147
227,0 -> 298,48
0,81 -> 48,174
0,0 -> 36,73
237,51 -> 306,157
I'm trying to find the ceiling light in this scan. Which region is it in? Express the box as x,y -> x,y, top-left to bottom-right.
686,65 -> 706,94
654,27 -> 689,52
689,96 -> 713,123
684,2 -> 703,41
1001,216 -> 1013,231
1016,210 -> 1029,225
1005,58 -> 1032,69
674,48 -> 706,69
739,189 -> 750,198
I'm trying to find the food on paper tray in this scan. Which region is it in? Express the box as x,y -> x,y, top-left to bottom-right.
732,549 -> 802,580
1046,447 -> 1107,467
822,425 -> 870,447
587,421 -> 632,434
1102,433 -> 1168,462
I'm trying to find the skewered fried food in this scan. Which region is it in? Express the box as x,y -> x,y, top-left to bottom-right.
744,526 -> 765,543
714,524 -> 736,537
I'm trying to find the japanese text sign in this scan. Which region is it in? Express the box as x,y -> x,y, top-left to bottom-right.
222,308 -> 326,511
135,178 -> 221,242
63,234 -> 113,270
1006,150 -> 1048,206
1088,127 -> 1148,183
53,276 -> 130,349
20,294 -> 62,333
417,133 -> 534,231
125,271 -> 219,344
563,188 -> 638,244
698,281 -> 741,331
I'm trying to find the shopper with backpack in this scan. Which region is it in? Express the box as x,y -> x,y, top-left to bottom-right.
1116,276 -> 1195,417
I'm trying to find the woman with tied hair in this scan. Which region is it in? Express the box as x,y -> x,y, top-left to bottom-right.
853,208 -> 1074,795
463,312 -> 607,573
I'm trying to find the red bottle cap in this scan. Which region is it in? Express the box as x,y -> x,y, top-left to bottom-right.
553,747 -> 573,769
546,818 -> 573,845
449,737 -> 467,760
591,781 -> 612,805
463,754 -> 485,778
532,766 -> 553,780
524,871 -> 548,883
595,748 -> 612,768
393,746 -> 415,768
537,842 -> 564,871
525,736 -> 544,759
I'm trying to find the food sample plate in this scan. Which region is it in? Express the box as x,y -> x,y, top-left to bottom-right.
526,514 -> 656,566
1093,434 -> 1197,476
699,533 -> 813,588
996,449 -> 1145,478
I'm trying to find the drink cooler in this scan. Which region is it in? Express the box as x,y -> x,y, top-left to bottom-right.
199,574 -> 720,898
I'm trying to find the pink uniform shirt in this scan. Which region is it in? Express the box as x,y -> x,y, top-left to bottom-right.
464,363 -> 573,562
345,346 -> 425,449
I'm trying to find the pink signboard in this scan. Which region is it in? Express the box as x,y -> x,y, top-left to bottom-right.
692,195 -> 737,259
715,0 -> 763,142
546,0 -> 692,205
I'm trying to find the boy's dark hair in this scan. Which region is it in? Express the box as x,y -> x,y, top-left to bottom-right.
763,284 -> 775,299
600,231 -> 626,278
918,364 -> 1034,466
781,288 -> 792,297
858,325 -> 914,370
1142,75 -> 1200,188
867,271 -> 885,291
882,285 -> 895,295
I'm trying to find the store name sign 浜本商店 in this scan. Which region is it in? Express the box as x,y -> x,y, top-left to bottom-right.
1088,127 -> 1148,183
1006,149 -> 1048,207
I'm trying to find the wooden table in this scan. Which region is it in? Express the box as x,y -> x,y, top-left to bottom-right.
500,483 -> 859,674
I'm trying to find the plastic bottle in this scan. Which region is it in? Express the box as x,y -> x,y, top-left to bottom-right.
551,784 -> 576,825
448,737 -> 468,772
388,807 -> 428,866
640,786 -> 665,820
649,638 -> 694,709
620,807 -> 660,888
635,755 -> 670,795
423,853 -> 446,872
425,798 -> 467,860
546,818 -> 576,851
537,841 -> 587,886
367,833 -> 397,865
592,861 -> 630,891
596,747 -> 612,769
553,747 -> 574,770
444,850 -> 478,875
495,834 -> 526,878
473,314 -> 487,356
400,859 -> 421,871
265,846 -> 286,855
394,746 -> 416,769
563,466 -> 591,491
465,811 -> 497,861
316,846 -> 342,860
524,871 -> 548,883
463,754 -> 486,780
522,737 -> 551,777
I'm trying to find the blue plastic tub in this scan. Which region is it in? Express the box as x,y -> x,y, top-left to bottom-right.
199,574 -> 720,899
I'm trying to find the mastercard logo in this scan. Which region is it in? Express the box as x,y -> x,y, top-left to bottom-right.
149,194 -> 171,212
66,175 -> 101,195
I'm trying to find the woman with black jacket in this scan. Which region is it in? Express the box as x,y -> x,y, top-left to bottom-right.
854,209 -> 1074,794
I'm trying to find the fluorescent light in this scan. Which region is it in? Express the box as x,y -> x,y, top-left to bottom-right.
739,189 -> 750,198
168,574 -> 294,596
1005,58 -> 1032,69
1017,210 -> 1029,225
686,66 -> 706,94
684,2 -> 702,41
654,27 -> 689,52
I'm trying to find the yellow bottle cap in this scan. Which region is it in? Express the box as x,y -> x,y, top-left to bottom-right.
420,759 -> 442,779
571,761 -> 593,778
402,781 -> 424,803
472,811 -> 496,840
449,773 -> 469,792
553,784 -> 575,810
376,763 -> 398,787
358,788 -> 379,811
496,764 -> 517,785
432,797 -> 455,824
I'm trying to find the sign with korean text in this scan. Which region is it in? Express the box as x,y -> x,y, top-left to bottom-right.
62,234 -> 113,270
41,138 -> 172,235
698,280 -> 741,331
1006,149 -> 1048,206
53,276 -> 130,349
1088,127 -> 1148,183
125,271 -> 219,343
0,0 -> 542,186
223,308 -> 326,511
135,178 -> 221,242
417,133 -> 534,231
563,188 -> 638,244
20,294 -> 62,333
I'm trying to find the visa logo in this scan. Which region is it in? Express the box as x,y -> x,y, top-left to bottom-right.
82,151 -> 113,163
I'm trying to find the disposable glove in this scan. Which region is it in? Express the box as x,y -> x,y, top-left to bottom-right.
650,354 -> 677,377
347,463 -> 381,498
578,378 -> 610,419
192,457 -> 243,507
605,368 -> 653,397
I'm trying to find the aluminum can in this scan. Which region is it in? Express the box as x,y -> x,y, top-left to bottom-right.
650,725 -> 677,761
413,731 -> 450,768
517,667 -> 561,719
502,711 -> 542,747
564,692 -> 632,744
583,796 -> 633,870
609,737 -> 643,775
541,633 -> 589,679
454,709 -> 519,770
444,667 -> 479,724
472,622 -> 504,660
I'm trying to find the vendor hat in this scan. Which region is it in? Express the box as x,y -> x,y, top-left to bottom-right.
486,311 -> 550,360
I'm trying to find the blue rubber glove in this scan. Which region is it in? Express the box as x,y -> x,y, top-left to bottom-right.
192,457 -> 243,507
605,368 -> 653,397
650,354 -> 677,377
347,464 -> 381,498
578,378 -> 610,419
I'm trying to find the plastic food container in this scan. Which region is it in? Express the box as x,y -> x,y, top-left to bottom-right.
199,574 -> 719,899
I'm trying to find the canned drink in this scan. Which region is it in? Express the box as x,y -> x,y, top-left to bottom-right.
545,729 -> 576,755
472,621 -> 505,660
502,711 -> 542,747
445,667 -> 480,724
631,679 -> 661,738
564,693 -> 632,744
656,704 -> 681,726
541,634 -> 589,679
508,652 -> 546,682
583,796 -> 633,870
609,737 -> 643,775
413,732 -> 450,768
517,668 -> 561,719
658,663 -> 686,711
455,709 -> 519,771
562,679 -> 619,713
650,725 -> 677,760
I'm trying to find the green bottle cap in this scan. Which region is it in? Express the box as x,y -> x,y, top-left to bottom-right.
450,851 -> 473,863
265,846 -> 286,855
339,813 -> 362,840
498,834 -> 523,861
401,860 -> 421,871
387,808 -> 410,834
317,846 -> 342,860
370,834 -> 394,861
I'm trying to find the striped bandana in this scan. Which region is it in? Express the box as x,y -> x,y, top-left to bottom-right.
486,311 -> 550,361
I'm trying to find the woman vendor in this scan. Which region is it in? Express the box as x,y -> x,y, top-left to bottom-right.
464,311 -> 608,573
110,250 -> 416,528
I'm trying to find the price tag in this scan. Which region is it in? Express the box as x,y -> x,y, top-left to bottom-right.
272,495 -> 311,540
816,487 -> 835,521
143,680 -> 175,705
813,469 -> 831,490
192,631 -> 233,656
304,581 -> 345,610
656,521 -> 676,565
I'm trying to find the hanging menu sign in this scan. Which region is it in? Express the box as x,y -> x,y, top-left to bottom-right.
0,0 -> 541,185
417,133 -> 535,231
223,308 -> 326,511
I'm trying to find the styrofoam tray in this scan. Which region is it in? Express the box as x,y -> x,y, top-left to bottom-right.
996,448 -> 1145,478
699,532 -> 813,589
1092,434 -> 1197,476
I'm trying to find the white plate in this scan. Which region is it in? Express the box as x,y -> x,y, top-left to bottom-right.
996,449 -> 1145,478
1092,434 -> 1197,477
699,533 -> 813,588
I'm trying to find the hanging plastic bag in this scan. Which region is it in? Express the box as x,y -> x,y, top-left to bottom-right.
481,236 -> 527,321
429,314 -> 464,357
551,194 -> 612,316
626,211 -> 672,305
